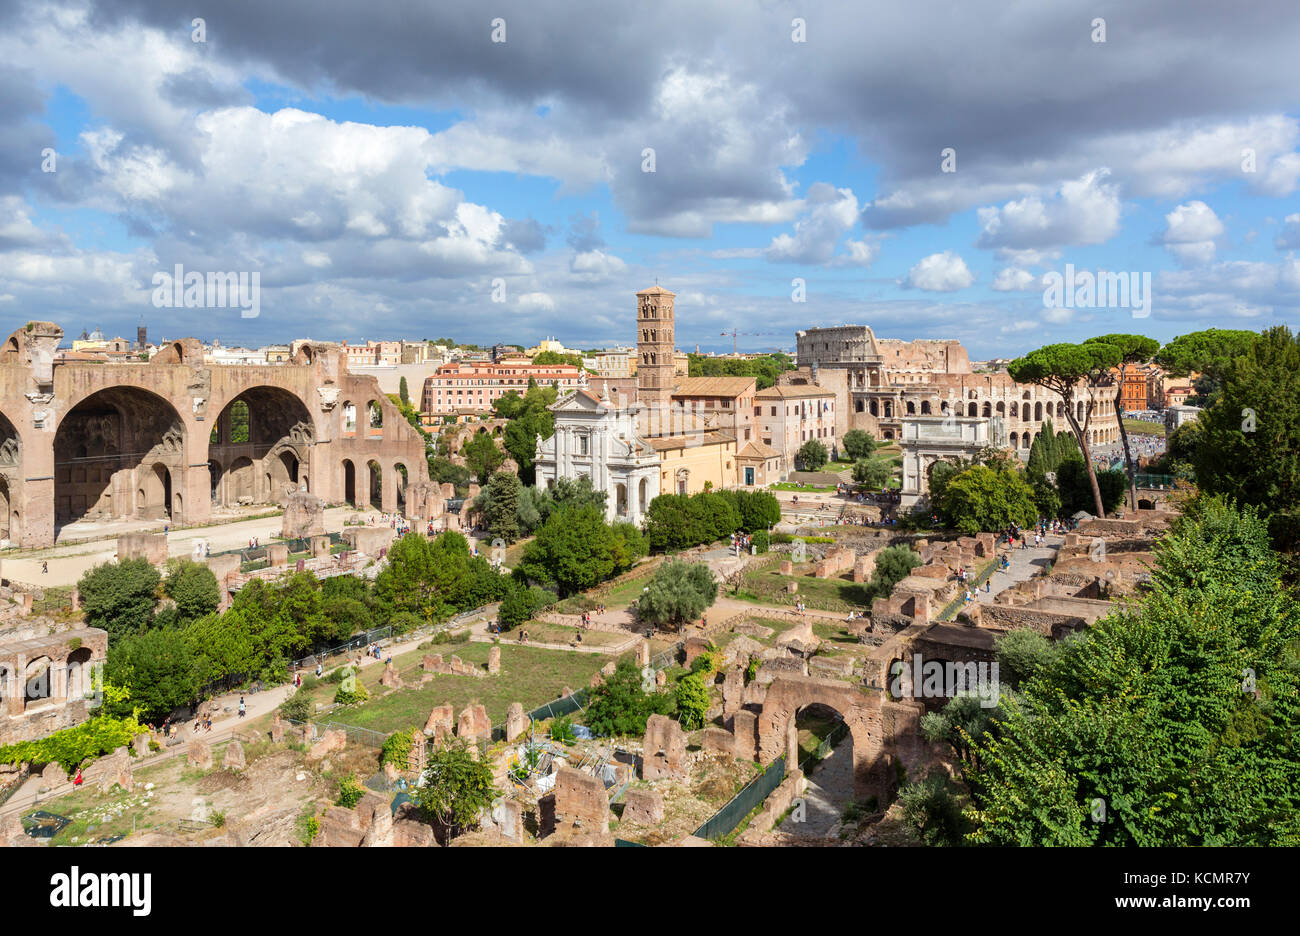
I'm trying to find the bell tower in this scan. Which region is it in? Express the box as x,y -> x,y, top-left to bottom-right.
636,285 -> 676,410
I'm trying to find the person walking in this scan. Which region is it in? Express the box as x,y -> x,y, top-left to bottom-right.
238,697 -> 246,719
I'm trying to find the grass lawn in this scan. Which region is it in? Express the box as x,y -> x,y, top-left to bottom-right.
770,482 -> 837,493
515,621 -> 631,648
552,574 -> 655,613
739,566 -> 872,611
1123,418 -> 1166,437
311,641 -> 617,734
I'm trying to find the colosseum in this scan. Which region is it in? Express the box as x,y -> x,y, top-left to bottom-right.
793,325 -> 1121,452
0,322 -> 429,548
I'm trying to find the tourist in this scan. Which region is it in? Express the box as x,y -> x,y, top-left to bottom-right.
238,697 -> 246,718
41,561 -> 48,574
315,662 -> 323,678
73,768 -> 83,787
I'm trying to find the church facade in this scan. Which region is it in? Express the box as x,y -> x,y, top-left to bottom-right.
533,386 -> 661,526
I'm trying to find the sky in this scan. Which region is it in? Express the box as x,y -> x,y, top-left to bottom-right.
1,0 -> 1298,358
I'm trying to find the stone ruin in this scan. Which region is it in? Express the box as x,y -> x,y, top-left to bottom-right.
641,714 -> 688,782
186,738 -> 213,770
456,704 -> 492,746
421,653 -> 485,679
424,704 -> 455,741
505,702 -> 528,742
380,661 -> 403,688
621,788 -> 664,826
222,740 -> 247,770
308,728 -> 347,761
551,765 -> 609,834
281,487 -> 326,538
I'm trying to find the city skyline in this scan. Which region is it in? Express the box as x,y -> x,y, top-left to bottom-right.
4,1 -> 1300,357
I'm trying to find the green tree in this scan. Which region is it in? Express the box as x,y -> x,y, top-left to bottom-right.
993,628 -> 1062,689
841,429 -> 877,461
584,657 -> 675,737
399,375 -> 410,406
375,531 -> 469,623
477,470 -> 522,544
496,382 -> 558,485
162,559 -> 219,624
104,627 -> 199,721
852,457 -> 893,489
413,741 -> 501,835
1084,334 -> 1161,509
868,546 -> 922,598
687,352 -> 795,389
1155,328 -> 1259,406
796,439 -> 829,472
78,558 -> 161,643
899,771 -> 973,847
964,496 -> 1300,845
497,580 -> 556,629
514,505 -> 635,597
675,673 -> 711,730
1192,326 -> 1300,551
938,464 -> 1038,535
461,431 -> 505,483
636,560 -> 718,630
1008,342 -> 1122,516
1056,458 -> 1126,517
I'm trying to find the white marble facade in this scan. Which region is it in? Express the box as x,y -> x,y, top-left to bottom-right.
534,386 -> 661,526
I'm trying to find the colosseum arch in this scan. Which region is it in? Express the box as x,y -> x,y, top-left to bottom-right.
207,386 -> 314,507
53,386 -> 186,530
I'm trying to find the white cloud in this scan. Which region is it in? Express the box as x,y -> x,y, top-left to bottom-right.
902,251 -> 975,292
570,249 -> 628,280
976,170 -> 1121,249
765,184 -> 876,266
1161,200 -> 1224,265
991,268 -> 1038,292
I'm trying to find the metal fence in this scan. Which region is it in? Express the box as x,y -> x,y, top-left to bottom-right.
291,625 -> 395,670
1134,473 -> 1175,489
693,755 -> 787,841
486,640 -> 684,742
283,717 -> 387,749
799,719 -> 849,772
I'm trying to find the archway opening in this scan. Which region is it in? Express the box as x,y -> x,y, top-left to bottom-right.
54,386 -> 185,531
343,459 -> 357,506
367,460 -> 382,510
208,387 -> 313,507
779,702 -> 856,835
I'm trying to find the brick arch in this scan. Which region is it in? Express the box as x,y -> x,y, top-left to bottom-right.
756,675 -> 901,799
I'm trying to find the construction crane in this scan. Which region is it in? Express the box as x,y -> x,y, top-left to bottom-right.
720,328 -> 781,355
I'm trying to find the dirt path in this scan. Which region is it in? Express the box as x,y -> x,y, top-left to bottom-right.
780,742 -> 856,839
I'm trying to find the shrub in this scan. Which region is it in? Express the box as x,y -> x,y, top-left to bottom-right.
209,809 -> 227,828
549,716 -> 577,745
336,776 -> 365,809
751,530 -> 770,554
333,679 -> 370,706
674,674 -> 710,731
584,658 -> 675,737
279,694 -> 312,722
380,730 -> 415,768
